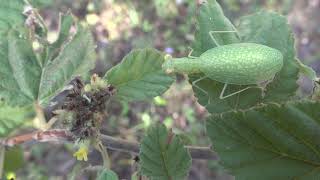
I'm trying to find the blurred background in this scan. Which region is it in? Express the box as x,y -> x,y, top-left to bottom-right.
13,0 -> 320,179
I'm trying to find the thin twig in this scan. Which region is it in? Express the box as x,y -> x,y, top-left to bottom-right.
0,146 -> 5,177
0,130 -> 218,160
95,140 -> 111,169
0,129 -> 73,147
99,134 -> 218,160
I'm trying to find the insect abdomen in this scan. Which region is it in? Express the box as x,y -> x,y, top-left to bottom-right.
199,43 -> 283,85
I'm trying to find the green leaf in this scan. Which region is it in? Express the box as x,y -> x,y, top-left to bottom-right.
0,13 -> 95,134
0,28 -> 42,106
0,103 -> 34,137
4,146 -> 24,172
190,1 -> 300,113
105,49 -> 174,102
39,23 -> 95,105
191,0 -> 239,56
96,169 -> 119,180
29,0 -> 53,8
139,123 -> 191,180
206,100 -> 320,180
238,11 -> 299,102
0,0 -> 25,35
47,12 -> 74,61
0,15 -> 95,107
189,0 -> 263,114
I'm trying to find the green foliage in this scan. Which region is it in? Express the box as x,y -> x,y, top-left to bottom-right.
28,0 -> 53,8
105,49 -> 174,102
47,12 -> 74,61
238,11 -> 299,102
0,1 -> 95,136
0,0 -> 319,179
189,1 -> 320,179
38,23 -> 95,105
153,96 -> 167,106
0,103 -> 34,137
189,0 -> 263,114
188,0 -> 300,114
139,124 -> 191,180
0,28 -> 42,106
206,101 -> 320,179
0,17 -> 95,107
96,169 -> 119,180
191,0 -> 239,56
4,146 -> 24,172
0,0 -> 25,34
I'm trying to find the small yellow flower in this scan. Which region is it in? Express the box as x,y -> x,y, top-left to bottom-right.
6,172 -> 16,180
73,146 -> 88,161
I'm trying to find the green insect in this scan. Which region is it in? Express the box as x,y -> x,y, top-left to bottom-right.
162,30 -> 284,101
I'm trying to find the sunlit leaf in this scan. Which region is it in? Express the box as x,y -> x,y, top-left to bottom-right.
1,17 -> 95,107
0,11 -> 95,135
38,23 -> 95,105
105,49 -> 174,102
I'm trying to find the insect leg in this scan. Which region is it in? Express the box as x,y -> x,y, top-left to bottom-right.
192,76 -> 211,105
187,47 -> 198,59
208,30 -> 238,47
219,84 -> 252,99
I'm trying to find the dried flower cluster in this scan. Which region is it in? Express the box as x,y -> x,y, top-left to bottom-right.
56,75 -> 116,141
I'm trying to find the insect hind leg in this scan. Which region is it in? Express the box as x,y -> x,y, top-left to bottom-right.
219,83 -> 252,99
192,76 -> 211,105
187,47 -> 198,59
208,30 -> 239,47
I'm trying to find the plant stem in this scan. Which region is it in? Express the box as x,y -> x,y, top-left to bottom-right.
95,140 -> 111,169
0,129 -> 218,160
0,146 -> 5,177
